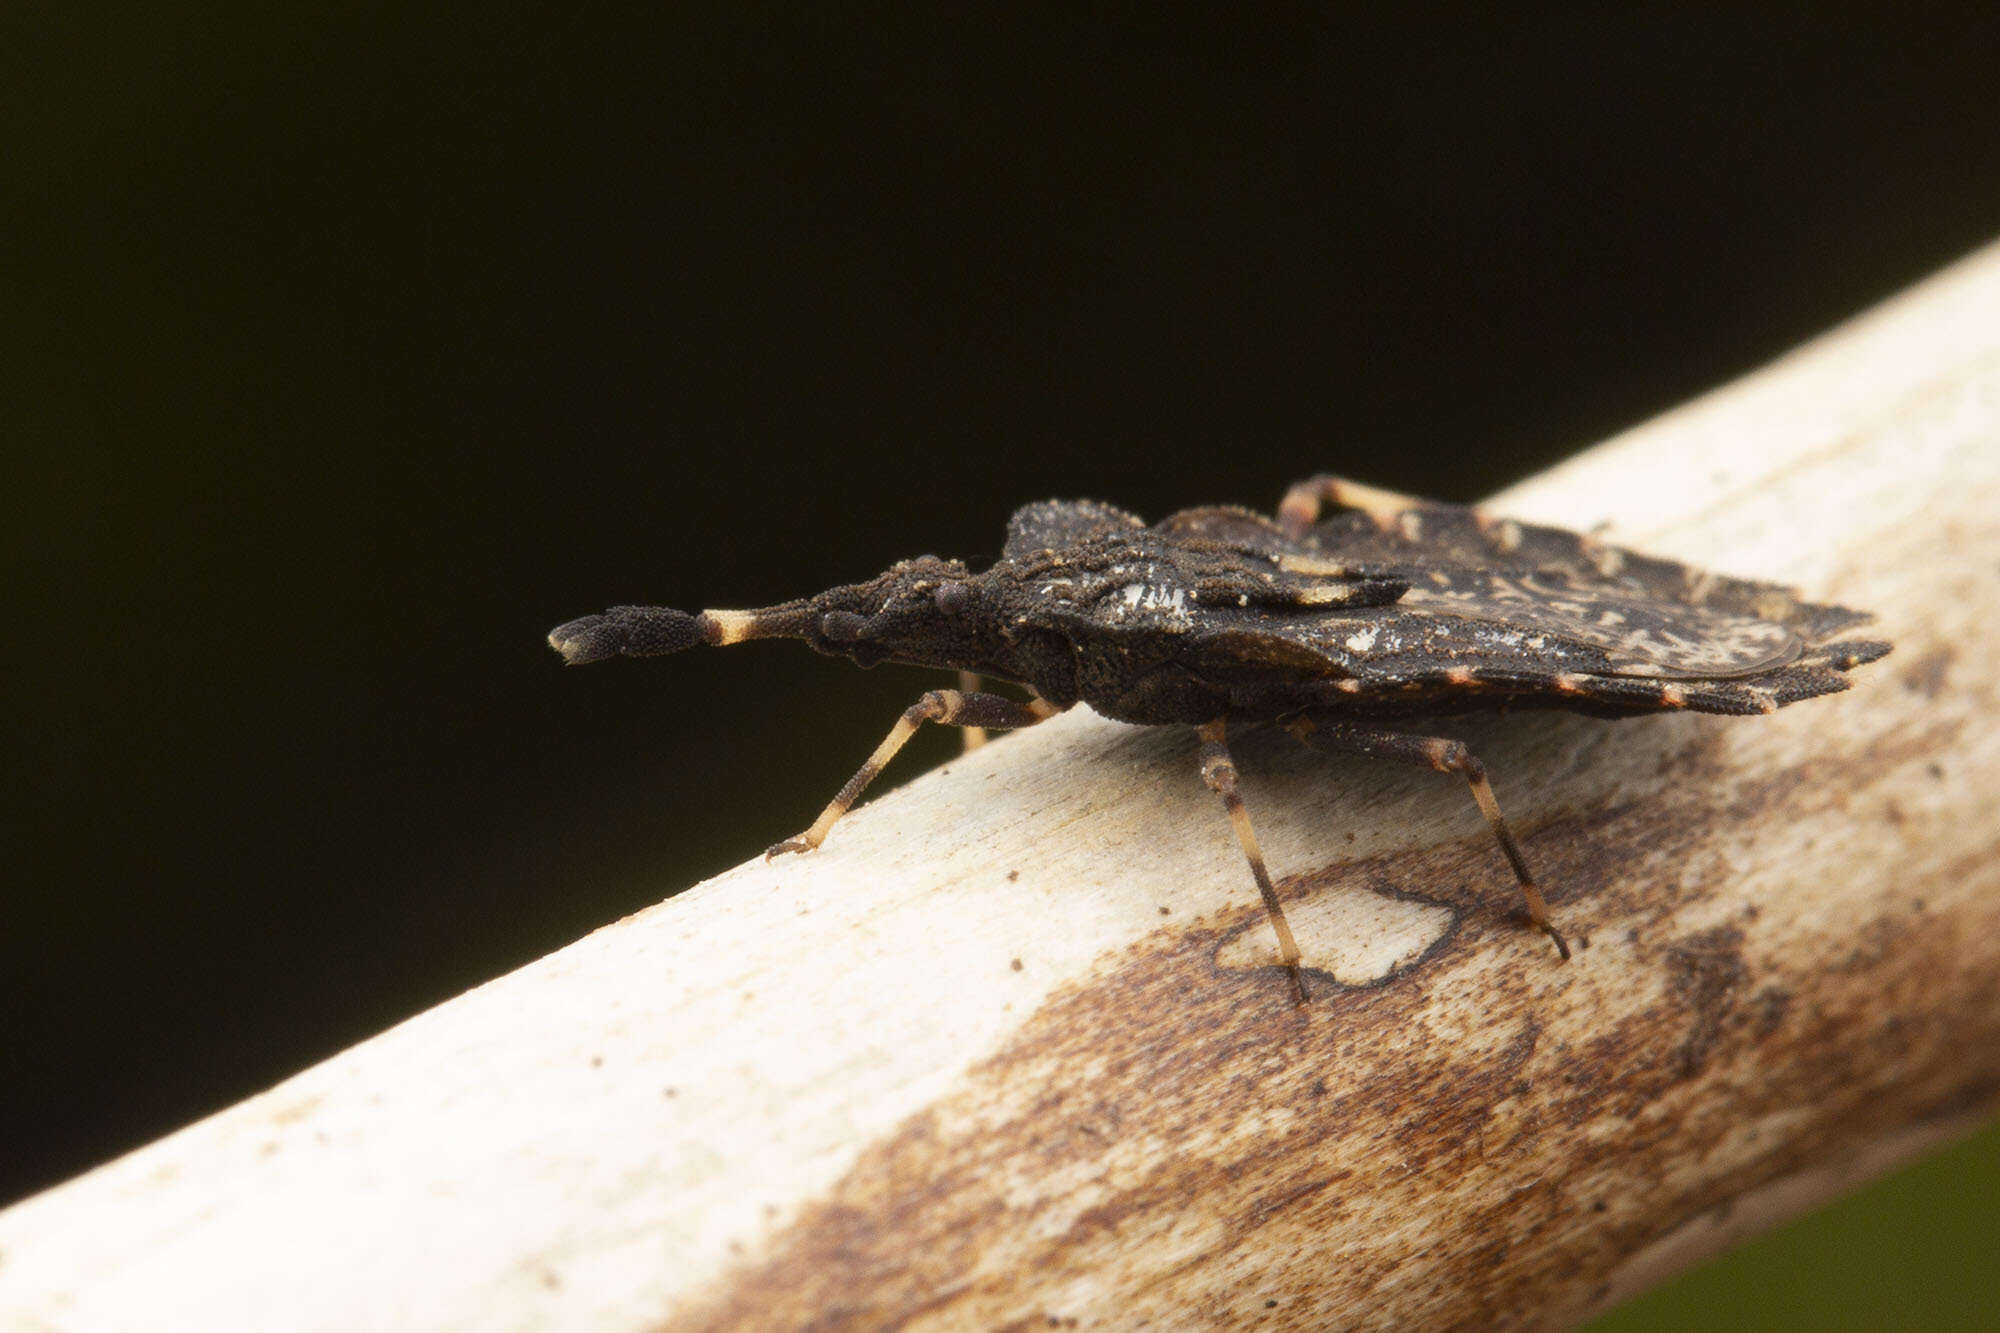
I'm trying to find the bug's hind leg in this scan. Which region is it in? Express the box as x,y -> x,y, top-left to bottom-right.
1276,474 -> 1424,537
1286,715 -> 1572,961
1197,720 -> 1310,1005
768,690 -> 1061,858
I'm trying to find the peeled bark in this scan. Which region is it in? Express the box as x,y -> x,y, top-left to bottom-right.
5,243 -> 2000,1332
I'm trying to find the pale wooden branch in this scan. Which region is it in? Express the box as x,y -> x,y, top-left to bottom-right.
7,246 -> 2000,1333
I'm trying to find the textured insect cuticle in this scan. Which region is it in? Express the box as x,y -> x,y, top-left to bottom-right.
551,473 -> 1889,1005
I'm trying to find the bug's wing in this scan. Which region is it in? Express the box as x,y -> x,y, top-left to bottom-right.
1303,497 -> 1875,656
1186,570 -> 1823,681
1393,571 -> 1805,679
1003,499 -> 1146,559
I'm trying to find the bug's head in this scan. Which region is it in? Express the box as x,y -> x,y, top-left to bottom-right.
799,555 -> 994,668
548,555 -> 993,672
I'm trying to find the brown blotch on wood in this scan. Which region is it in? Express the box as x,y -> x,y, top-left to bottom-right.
1664,924 -> 1749,1079
663,704 -> 2000,1331
1900,645 -> 1954,699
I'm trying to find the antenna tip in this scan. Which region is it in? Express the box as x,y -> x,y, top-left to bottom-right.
547,605 -> 707,664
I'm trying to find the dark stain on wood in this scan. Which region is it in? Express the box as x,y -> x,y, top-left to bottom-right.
1900,644 -> 1954,699
1664,928 -> 1748,1079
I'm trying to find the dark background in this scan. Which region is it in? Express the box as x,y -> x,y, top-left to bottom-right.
8,7 -> 1999,1324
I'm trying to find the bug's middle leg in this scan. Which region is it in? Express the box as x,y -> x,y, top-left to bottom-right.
1286,715 -> 1571,960
767,689 -> 1061,858
1197,720 -> 1310,1005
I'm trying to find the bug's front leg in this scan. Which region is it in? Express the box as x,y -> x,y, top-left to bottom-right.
1196,720 -> 1310,1005
767,690 -> 1062,858
1286,715 -> 1572,960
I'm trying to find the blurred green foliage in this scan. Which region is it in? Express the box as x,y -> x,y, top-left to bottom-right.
1596,1117 -> 2000,1329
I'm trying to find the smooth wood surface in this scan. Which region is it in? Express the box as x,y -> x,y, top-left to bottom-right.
5,243 -> 2000,1332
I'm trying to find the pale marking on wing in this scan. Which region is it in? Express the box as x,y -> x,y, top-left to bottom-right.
1277,553 -> 1360,577
1118,583 -> 1190,616
1754,590 -> 1798,620
1395,579 -> 1803,679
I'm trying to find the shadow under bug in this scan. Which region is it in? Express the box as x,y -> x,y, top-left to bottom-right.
550,474 -> 1891,1004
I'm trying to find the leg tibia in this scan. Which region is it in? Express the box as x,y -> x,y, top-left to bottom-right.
767,689 -> 1059,858
1286,715 -> 1571,960
1197,720 -> 1309,1004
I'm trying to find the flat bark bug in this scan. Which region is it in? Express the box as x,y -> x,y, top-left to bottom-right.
551,475 -> 1889,1003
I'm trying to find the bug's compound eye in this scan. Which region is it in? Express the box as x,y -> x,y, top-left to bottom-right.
819,610 -> 872,642
933,581 -> 970,616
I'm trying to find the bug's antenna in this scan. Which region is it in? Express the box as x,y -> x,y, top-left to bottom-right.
548,606 -> 706,664
547,603 -> 821,665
